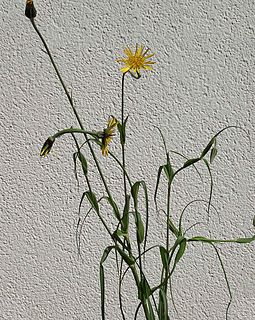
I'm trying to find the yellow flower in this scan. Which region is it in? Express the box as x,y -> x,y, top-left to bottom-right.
117,44 -> 155,77
101,116 -> 118,156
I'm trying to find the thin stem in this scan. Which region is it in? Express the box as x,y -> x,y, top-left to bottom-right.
121,73 -> 127,196
164,182 -> 171,294
30,19 -> 113,202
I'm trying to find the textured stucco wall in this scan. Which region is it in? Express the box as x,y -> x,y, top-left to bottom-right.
1,0 -> 254,319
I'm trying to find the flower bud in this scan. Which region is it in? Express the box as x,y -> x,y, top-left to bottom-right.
40,137 -> 55,157
25,0 -> 37,19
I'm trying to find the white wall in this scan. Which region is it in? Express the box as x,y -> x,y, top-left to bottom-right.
1,0 -> 254,319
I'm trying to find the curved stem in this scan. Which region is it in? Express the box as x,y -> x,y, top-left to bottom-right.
30,19 -> 113,201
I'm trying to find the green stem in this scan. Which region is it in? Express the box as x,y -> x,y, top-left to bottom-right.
30,19 -> 113,202
121,73 -> 127,197
164,182 -> 171,294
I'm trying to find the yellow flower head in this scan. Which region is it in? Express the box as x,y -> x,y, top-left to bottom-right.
117,44 -> 155,77
101,116 -> 118,156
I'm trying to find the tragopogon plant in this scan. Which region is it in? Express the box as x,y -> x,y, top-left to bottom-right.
25,1 -> 254,319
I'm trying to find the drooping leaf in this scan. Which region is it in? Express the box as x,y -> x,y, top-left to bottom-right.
154,165 -> 164,209
72,152 -> 79,184
138,276 -> 152,300
121,195 -> 130,232
189,235 -> 255,244
131,181 -> 149,249
77,151 -> 88,176
100,246 -> 115,320
203,158 -> 213,214
105,196 -> 121,220
159,246 -> 169,270
200,138 -> 215,158
174,238 -> 187,264
134,211 -> 145,244
114,229 -> 129,238
85,191 -> 99,213
100,246 -> 115,264
183,158 -> 200,168
210,147 -> 218,163
163,163 -> 174,184
115,246 -> 135,266
158,288 -> 168,320
117,116 -> 128,145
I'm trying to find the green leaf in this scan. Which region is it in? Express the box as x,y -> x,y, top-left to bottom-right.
138,276 -> 152,300
73,152 -> 79,184
203,158 -> 213,214
131,182 -> 140,209
100,265 -> 105,320
159,246 -> 169,270
168,220 -> 179,237
100,246 -> 114,320
235,236 -> 255,244
117,116 -> 128,145
105,197 -> 120,220
210,147 -> 218,163
183,158 -> 200,168
115,246 -> 135,266
77,151 -> 88,176
163,163 -> 174,184
154,165 -> 164,209
131,181 -> 149,249
85,191 -> 99,214
114,229 -> 128,238
121,195 -> 130,232
158,288 -> 168,320
189,235 -> 255,244
100,246 -> 115,264
134,211 -> 145,244
200,138 -> 215,158
174,238 -> 187,264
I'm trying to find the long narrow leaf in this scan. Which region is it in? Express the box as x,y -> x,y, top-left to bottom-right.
212,244 -> 232,320
77,151 -> 88,176
154,165 -> 164,210
131,181 -> 149,250
189,235 -> 255,244
85,191 -> 99,213
158,288 -> 168,320
203,159 -> 213,215
121,195 -> 130,232
100,246 -> 115,320
105,196 -> 121,220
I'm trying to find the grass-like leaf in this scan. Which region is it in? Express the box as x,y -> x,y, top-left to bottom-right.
77,151 -> 88,176
85,191 -> 99,214
158,288 -> 168,320
100,246 -> 115,320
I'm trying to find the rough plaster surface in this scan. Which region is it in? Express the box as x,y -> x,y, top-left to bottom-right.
1,0 -> 254,319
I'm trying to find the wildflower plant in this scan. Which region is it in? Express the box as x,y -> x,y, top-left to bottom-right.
25,1 -> 254,319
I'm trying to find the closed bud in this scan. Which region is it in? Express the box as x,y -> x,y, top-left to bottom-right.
40,137 -> 55,157
25,0 -> 37,19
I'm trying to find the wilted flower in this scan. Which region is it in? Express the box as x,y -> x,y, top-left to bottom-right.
40,137 -> 55,157
25,0 -> 37,19
117,44 -> 155,77
101,116 -> 118,156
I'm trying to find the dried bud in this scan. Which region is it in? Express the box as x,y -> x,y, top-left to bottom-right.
25,0 -> 37,19
40,137 -> 55,157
